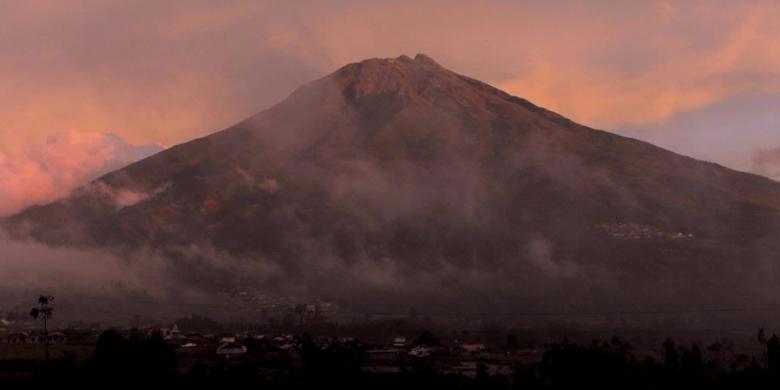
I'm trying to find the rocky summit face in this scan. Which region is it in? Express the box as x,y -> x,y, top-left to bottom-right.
5,54 -> 780,314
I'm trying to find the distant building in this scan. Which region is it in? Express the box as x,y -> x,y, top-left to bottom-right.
161,324 -> 181,339
216,342 -> 248,358
7,332 -> 28,344
4,332 -> 56,344
48,332 -> 67,344
362,365 -> 403,374
162,324 -> 189,345
461,344 -> 486,354
392,337 -> 407,348
409,346 -> 434,358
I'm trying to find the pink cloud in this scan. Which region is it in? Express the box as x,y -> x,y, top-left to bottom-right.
1,1 -> 779,178
3,1 -> 780,152
490,2 -> 780,128
0,131 -> 162,216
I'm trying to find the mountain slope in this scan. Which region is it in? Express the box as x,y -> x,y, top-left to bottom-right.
4,54 -> 780,314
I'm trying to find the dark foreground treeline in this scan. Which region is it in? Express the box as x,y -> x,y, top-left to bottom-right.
4,329 -> 780,389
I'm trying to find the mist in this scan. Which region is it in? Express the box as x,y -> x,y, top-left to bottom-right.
753,146 -> 780,181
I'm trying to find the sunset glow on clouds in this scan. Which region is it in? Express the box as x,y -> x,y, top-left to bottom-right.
1,0 -> 779,195
0,131 -> 162,216
494,2 -> 780,128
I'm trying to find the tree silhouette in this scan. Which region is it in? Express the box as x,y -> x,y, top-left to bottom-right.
663,339 -> 679,379
506,334 -> 520,355
680,343 -> 704,383
759,327 -> 769,368
768,334 -> 780,377
414,330 -> 439,347
30,295 -> 54,363
90,329 -> 177,383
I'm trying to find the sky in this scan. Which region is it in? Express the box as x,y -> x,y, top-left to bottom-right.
1,0 -> 780,215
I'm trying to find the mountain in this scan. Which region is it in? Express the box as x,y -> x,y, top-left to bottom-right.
4,54 -> 780,315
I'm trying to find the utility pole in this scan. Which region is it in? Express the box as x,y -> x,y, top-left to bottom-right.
30,295 -> 54,364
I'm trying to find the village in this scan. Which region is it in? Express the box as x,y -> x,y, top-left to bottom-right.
0,318 -> 538,380
597,222 -> 695,240
2,305 -> 779,388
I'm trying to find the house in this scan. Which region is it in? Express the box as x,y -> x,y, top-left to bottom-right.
365,348 -> 405,364
443,362 -> 479,378
408,346 -> 434,358
162,324 -> 185,342
362,365 -> 403,374
164,333 -> 188,345
5,332 -> 48,344
48,332 -> 67,344
216,342 -> 248,358
461,343 -> 486,354
7,332 -> 28,344
279,343 -> 295,350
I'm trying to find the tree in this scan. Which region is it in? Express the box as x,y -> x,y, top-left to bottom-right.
475,363 -> 490,387
30,295 -> 54,364
758,328 -> 768,344
663,339 -> 679,379
680,344 -> 704,383
759,327 -> 769,367
91,329 -> 177,382
414,330 -> 439,347
768,335 -> 780,376
506,334 -> 520,355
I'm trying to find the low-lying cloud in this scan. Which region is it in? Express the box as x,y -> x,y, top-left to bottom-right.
0,234 -> 272,324
0,131 -> 162,216
752,146 -> 780,180
0,234 -> 166,297
85,181 -> 172,209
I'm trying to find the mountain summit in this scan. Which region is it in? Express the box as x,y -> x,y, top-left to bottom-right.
5,55 -> 780,313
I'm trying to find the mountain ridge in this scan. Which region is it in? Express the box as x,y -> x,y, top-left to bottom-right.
91,54 -> 778,194
4,54 -> 780,314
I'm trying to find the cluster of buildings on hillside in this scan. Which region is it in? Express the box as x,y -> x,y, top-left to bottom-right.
154,325 -> 538,378
5,331 -> 67,345
598,222 -> 694,240
0,319 -> 539,379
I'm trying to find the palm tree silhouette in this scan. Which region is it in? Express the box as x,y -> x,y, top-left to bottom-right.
30,295 -> 54,364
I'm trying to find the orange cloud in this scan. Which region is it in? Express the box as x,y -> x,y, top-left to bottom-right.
493,3 -> 780,128
0,131 -> 162,216
1,1 -> 779,156
297,1 -> 780,129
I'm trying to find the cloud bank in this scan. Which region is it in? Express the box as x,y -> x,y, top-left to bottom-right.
752,146 -> 780,180
1,1 -> 780,179
0,131 -> 162,216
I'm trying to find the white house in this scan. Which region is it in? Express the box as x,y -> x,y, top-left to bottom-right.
216,342 -> 248,358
